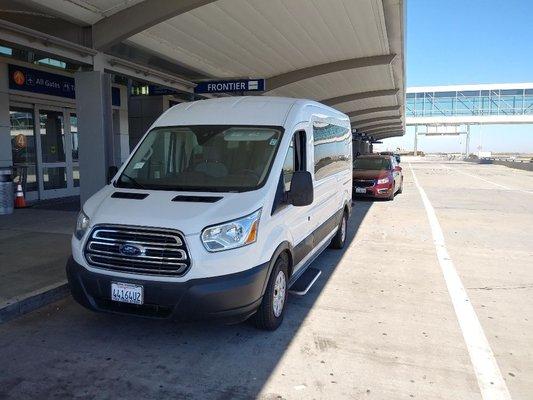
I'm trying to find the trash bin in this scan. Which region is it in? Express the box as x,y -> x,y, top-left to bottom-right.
0,168 -> 14,215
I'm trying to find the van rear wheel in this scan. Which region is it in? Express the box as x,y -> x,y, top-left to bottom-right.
253,254 -> 289,331
330,212 -> 347,249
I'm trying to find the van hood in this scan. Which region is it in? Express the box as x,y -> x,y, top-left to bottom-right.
83,186 -> 264,236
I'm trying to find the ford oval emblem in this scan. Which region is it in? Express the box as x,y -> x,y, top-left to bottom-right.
119,244 -> 142,256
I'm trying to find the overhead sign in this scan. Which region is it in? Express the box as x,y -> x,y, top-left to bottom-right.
148,85 -> 179,96
422,125 -> 466,136
9,64 -> 121,106
130,85 -> 179,97
9,64 -> 75,99
194,79 -> 265,94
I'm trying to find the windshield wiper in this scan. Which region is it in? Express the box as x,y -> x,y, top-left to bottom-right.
119,173 -> 146,189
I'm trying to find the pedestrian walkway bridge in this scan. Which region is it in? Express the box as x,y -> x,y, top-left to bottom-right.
406,83 -> 533,125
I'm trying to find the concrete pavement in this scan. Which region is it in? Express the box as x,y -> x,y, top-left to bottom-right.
0,208 -> 76,319
0,158 -> 531,399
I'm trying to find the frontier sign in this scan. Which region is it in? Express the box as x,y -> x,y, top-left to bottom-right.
194,79 -> 265,94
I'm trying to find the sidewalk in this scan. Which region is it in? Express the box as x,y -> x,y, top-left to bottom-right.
0,201 -> 78,322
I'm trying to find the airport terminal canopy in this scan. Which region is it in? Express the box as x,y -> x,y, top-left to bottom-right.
1,0 -> 405,140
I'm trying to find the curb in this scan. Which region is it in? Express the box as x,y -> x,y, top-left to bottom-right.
0,280 -> 70,324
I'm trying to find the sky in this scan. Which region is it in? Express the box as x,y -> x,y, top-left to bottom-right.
376,0 -> 533,154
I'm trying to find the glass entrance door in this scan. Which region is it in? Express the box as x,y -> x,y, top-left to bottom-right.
9,106 -> 39,201
36,106 -> 79,199
69,113 -> 80,188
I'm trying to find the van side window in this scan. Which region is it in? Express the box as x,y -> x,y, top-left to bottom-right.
313,121 -> 351,180
282,140 -> 294,191
272,131 -> 306,215
282,131 -> 306,192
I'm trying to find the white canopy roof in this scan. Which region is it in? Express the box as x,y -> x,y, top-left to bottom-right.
6,0 -> 405,139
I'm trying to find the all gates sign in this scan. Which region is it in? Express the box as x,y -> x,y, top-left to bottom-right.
9,64 -> 75,99
9,64 -> 121,106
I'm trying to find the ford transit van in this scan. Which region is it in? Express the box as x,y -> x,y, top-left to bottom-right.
67,97 -> 352,330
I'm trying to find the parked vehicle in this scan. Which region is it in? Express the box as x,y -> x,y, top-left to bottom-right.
352,154 -> 403,200
67,97 -> 353,330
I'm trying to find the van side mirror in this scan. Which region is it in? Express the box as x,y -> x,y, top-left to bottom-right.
394,165 -> 402,172
107,165 -> 118,184
288,171 -> 313,206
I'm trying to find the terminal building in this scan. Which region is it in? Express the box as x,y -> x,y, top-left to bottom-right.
0,0 -> 405,204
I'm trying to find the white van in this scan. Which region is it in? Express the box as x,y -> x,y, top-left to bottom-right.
67,97 -> 352,330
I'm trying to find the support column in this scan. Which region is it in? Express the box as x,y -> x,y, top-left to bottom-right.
115,85 -> 130,164
465,125 -> 471,156
75,70 -> 113,204
352,137 -> 362,157
413,125 -> 418,156
0,63 -> 12,168
128,95 -> 165,150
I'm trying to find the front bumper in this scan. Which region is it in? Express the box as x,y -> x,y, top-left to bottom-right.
353,185 -> 393,198
66,257 -> 269,322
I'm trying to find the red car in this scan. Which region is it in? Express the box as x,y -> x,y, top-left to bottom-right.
352,155 -> 403,200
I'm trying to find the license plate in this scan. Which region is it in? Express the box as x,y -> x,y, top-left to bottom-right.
355,187 -> 367,194
111,282 -> 144,305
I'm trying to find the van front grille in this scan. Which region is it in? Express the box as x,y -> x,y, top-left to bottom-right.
84,225 -> 190,276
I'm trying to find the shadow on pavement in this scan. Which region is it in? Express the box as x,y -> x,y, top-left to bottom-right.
30,196 -> 81,212
0,201 -> 374,399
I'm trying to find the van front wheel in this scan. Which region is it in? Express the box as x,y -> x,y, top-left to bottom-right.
330,212 -> 347,249
253,254 -> 289,331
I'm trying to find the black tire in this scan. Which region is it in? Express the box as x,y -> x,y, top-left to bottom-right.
397,178 -> 403,194
253,254 -> 289,331
329,212 -> 347,249
387,188 -> 395,201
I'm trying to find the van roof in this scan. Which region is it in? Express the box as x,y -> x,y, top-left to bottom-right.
153,96 -> 346,128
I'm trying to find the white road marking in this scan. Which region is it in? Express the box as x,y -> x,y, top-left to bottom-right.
442,164 -> 533,194
409,163 -> 512,400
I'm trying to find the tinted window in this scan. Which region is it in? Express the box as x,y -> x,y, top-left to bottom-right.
313,120 -> 351,180
282,131 -> 306,191
282,140 -> 294,191
353,157 -> 392,170
500,89 -> 523,96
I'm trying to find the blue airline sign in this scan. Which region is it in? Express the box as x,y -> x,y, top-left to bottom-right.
194,79 -> 265,94
9,64 -> 121,106
9,64 -> 75,98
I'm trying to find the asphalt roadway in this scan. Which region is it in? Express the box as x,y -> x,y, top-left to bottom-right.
0,157 -> 531,399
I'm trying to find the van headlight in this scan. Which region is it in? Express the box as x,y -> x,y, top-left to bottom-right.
377,177 -> 390,184
74,210 -> 90,240
201,209 -> 261,252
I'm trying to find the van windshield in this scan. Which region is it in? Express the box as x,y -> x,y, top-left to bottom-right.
116,125 -> 282,192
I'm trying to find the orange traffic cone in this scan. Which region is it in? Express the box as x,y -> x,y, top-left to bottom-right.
14,183 -> 26,208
